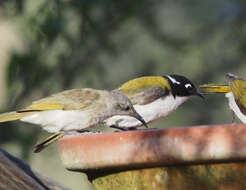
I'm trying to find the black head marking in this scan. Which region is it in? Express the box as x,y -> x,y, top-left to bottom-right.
164,74 -> 202,98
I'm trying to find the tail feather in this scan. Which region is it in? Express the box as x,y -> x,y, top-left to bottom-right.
0,111 -> 32,123
199,84 -> 231,94
34,134 -> 64,153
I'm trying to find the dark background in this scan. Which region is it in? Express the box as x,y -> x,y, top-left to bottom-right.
0,0 -> 245,189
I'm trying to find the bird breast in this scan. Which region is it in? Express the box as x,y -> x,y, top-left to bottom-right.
225,92 -> 246,123
20,110 -> 94,133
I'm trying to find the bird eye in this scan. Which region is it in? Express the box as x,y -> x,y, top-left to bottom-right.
118,104 -> 130,111
185,83 -> 192,89
124,106 -> 130,111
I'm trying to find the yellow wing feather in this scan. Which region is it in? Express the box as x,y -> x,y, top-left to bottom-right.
19,102 -> 64,112
0,111 -> 33,122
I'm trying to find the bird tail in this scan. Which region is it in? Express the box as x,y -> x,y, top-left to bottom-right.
199,84 -> 231,94
34,133 -> 64,153
0,111 -> 32,123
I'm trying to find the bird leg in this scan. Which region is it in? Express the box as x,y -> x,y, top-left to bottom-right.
231,110 -> 236,124
34,129 -> 95,153
34,134 -> 64,153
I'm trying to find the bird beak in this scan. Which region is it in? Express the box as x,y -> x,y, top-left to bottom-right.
192,89 -> 205,99
195,91 -> 205,99
131,109 -> 149,128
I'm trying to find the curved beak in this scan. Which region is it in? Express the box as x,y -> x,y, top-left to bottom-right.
131,109 -> 148,128
191,88 -> 204,99
195,91 -> 205,99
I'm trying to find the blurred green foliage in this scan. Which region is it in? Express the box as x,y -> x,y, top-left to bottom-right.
1,0 -> 246,188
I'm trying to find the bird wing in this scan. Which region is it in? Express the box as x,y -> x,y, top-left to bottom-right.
18,89 -> 101,112
199,84 -> 231,94
229,80 -> 246,115
118,76 -> 170,105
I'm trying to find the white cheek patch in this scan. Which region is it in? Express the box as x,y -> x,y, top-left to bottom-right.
185,83 -> 192,88
166,76 -> 181,85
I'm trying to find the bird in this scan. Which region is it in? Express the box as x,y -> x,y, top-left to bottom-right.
225,73 -> 246,123
105,74 -> 204,130
199,73 -> 246,123
0,88 -> 148,152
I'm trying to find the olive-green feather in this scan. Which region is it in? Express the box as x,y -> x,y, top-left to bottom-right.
118,76 -> 170,105
229,79 -> 246,115
118,76 -> 170,96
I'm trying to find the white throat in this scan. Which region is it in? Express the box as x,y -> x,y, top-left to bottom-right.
105,95 -> 189,128
225,92 -> 246,123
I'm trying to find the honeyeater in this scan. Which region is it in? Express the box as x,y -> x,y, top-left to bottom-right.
105,74 -> 204,129
199,73 -> 246,123
0,88 -> 147,152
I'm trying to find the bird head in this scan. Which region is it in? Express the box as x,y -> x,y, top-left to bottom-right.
226,73 -> 246,96
164,74 -> 204,99
111,90 -> 148,127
